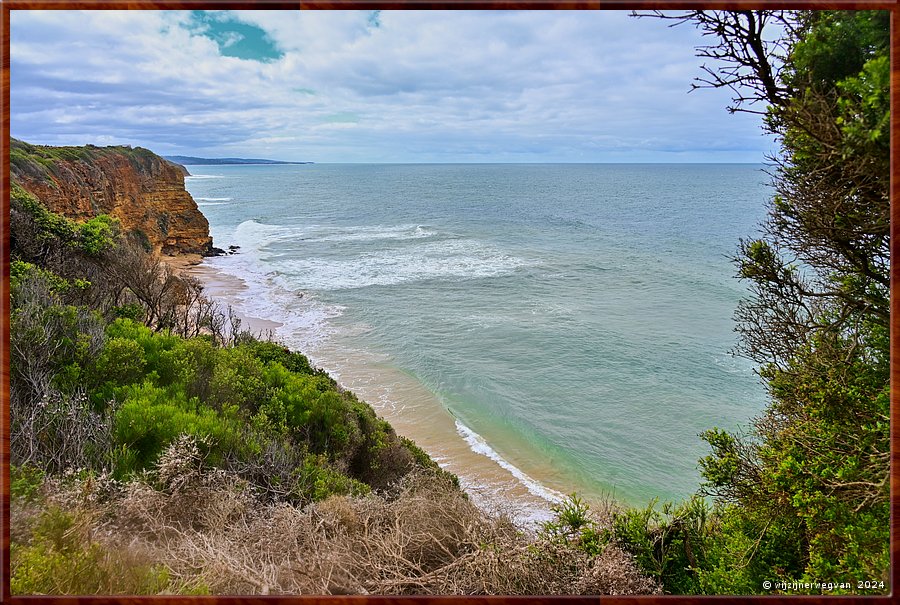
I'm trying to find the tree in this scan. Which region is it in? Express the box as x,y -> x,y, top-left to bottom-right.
641,10 -> 890,589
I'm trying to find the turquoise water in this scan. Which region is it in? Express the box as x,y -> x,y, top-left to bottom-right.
185,163 -> 769,506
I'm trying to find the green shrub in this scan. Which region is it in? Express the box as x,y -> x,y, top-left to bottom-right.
541,494 -> 610,558
10,184 -> 117,257
156,336 -> 218,400
11,184 -> 77,243
692,505 -> 807,595
293,454 -> 371,503
95,337 -> 147,389
11,505 -> 179,595
11,260 -> 70,294
106,318 -> 180,363
242,339 -> 314,375
11,465 -> 45,502
113,381 -> 242,475
10,274 -> 105,406
612,497 -> 712,594
76,215 -> 119,256
207,346 -> 267,412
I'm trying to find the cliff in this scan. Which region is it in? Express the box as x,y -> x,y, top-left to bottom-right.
10,139 -> 212,256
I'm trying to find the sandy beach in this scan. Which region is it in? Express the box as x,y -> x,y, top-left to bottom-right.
169,255 -> 285,337
171,256 -> 562,524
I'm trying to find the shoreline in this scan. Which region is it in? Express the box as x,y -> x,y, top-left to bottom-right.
172,255 -> 563,525
164,253 -> 285,337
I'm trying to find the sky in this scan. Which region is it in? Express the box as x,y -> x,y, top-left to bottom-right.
10,10 -> 777,163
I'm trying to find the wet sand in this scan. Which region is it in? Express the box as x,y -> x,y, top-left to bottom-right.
178,258 -> 561,524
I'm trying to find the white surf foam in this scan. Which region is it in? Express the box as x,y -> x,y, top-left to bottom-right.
454,418 -> 564,506
231,219 -> 306,249
306,224 -> 437,243
201,238 -> 344,357
277,239 -> 529,291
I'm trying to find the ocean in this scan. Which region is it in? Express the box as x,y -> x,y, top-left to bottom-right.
184,163 -> 770,519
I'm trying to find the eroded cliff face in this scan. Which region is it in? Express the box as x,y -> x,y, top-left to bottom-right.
10,139 -> 213,256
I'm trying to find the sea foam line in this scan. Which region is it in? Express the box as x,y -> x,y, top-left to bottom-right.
454,418 -> 565,505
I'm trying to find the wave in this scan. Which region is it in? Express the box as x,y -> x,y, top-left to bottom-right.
277,240 -> 529,291
230,220 -> 296,252
201,245 -> 345,357
232,220 -> 437,246
196,197 -> 232,202
307,224 -> 436,243
454,418 -> 564,505
225,220 -> 529,291
184,174 -> 223,180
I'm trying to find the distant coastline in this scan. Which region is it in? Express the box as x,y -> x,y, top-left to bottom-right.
165,154 -> 313,165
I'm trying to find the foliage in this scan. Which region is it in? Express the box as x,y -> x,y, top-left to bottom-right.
10,505 -> 191,595
631,9 -> 890,594
11,260 -> 73,294
540,494 -> 610,558
9,271 -> 105,408
10,137 -> 163,173
241,339 -> 315,375
11,183 -> 119,258
11,465 -> 46,503
11,292 -> 441,502
294,453 -> 371,503
113,381 -> 244,475
612,497 -> 709,594
76,214 -> 119,256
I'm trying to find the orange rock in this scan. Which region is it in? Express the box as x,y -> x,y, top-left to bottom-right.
10,141 -> 213,256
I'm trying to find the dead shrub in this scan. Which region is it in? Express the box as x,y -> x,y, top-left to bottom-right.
12,439 -> 659,596
118,435 -> 255,538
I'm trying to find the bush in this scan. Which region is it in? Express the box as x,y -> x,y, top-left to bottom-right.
11,465 -> 46,503
207,346 -> 267,412
113,382 -> 242,475
93,336 -> 147,394
242,340 -> 315,375
10,260 -> 70,294
156,336 -> 218,400
541,494 -> 611,558
11,506 -> 178,595
76,215 -> 118,256
294,454 -> 371,503
612,496 -> 712,594
10,272 -> 105,407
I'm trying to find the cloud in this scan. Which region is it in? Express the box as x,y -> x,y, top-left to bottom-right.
10,10 -> 775,162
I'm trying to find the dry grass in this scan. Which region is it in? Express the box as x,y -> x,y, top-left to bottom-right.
16,438 -> 660,596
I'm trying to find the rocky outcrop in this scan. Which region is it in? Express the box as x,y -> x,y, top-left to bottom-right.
10,139 -> 213,256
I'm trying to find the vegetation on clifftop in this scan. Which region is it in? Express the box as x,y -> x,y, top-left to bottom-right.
10,138 -> 187,181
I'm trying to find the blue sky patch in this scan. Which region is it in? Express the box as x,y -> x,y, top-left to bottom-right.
187,11 -> 283,63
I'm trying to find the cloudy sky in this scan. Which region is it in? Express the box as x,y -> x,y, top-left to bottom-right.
11,10 -> 776,163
